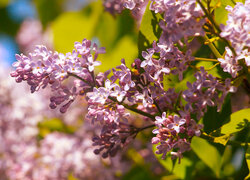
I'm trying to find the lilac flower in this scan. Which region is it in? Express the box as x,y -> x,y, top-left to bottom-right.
220,1 -> 250,54
74,39 -> 91,56
152,112 -> 203,160
103,0 -> 148,20
50,86 -> 78,113
86,54 -> 101,72
237,49 -> 250,66
167,115 -> 186,133
150,0 -> 205,45
92,122 -> 134,158
187,119 -> 203,137
87,87 -> 110,105
155,112 -> 173,127
111,59 -> 135,91
135,88 -> 153,107
183,67 -> 236,116
110,85 -> 127,102
155,112 -> 167,127
218,47 -> 242,78
140,49 -> 155,68
11,39 -> 105,112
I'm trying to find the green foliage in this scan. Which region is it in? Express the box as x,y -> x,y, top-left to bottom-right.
0,8 -> 19,35
153,145 -> 193,179
38,118 -> 75,138
138,1 -> 162,55
52,1 -> 102,53
99,36 -> 137,71
163,69 -> 196,92
124,148 -> 162,180
214,0 -> 245,25
245,146 -> 250,180
0,0 -> 9,8
51,1 -> 137,72
213,134 -> 231,146
202,95 -> 231,133
34,0 -> 64,27
220,108 -> 250,135
191,136 -> 222,178
122,165 -> 156,180
96,10 -> 137,72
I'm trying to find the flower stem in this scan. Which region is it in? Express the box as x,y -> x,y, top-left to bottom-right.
68,72 -> 90,85
197,0 -> 237,56
137,124 -> 155,132
109,97 -> 155,119
203,34 -> 222,58
68,72 -> 156,120
195,57 -> 218,62
196,0 -> 221,33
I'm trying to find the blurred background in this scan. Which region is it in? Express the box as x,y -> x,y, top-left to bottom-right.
0,0 -> 138,70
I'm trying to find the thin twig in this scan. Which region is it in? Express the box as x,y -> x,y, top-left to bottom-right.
195,57 -> 218,62
68,72 -> 156,120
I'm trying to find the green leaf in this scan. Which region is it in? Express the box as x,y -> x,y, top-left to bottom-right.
220,108 -> 250,135
214,0 -> 245,25
34,0 -> 63,27
51,1 -> 102,53
38,118 -> 65,131
138,1 -> 161,54
245,146 -> 250,180
163,69 -> 196,92
38,118 -> 75,138
97,36 -> 137,72
95,10 -> 136,51
191,136 -> 222,177
202,94 -> 231,133
68,173 -> 78,180
153,145 -> 193,179
196,61 -> 221,78
122,165 -> 155,180
213,134 -> 231,146
0,0 -> 9,8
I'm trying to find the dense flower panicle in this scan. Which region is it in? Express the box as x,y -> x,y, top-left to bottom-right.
11,39 -> 105,113
150,0 -> 205,45
218,47 -> 242,78
11,28 -> 238,162
220,0 -> 250,54
183,67 -> 236,118
111,59 -> 135,91
1,64 -> 130,179
219,0 -> 250,76
83,42 -> 197,157
139,42 -> 194,86
92,122 -> 135,158
103,0 -> 148,20
152,113 -> 202,161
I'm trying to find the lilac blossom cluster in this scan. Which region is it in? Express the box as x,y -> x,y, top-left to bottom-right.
11,38 -> 105,113
183,67 -> 236,118
11,33 -> 237,161
150,0 -> 206,45
1,65 -> 129,180
103,0 -> 148,19
152,113 -> 203,162
219,0 -> 250,77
